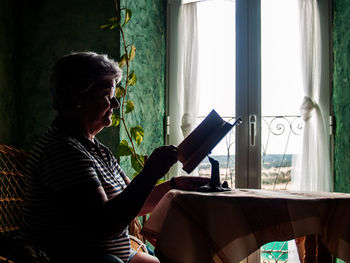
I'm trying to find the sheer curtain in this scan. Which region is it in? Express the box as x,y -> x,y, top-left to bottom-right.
178,4 -> 200,139
168,1 -> 200,177
289,1 -> 332,259
291,0 -> 333,192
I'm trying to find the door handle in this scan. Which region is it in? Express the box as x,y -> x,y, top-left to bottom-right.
249,114 -> 256,146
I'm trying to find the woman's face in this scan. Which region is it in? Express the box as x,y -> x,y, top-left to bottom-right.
81,78 -> 120,134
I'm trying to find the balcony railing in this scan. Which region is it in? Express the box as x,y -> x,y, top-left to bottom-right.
197,115 -> 303,189
261,115 -> 303,190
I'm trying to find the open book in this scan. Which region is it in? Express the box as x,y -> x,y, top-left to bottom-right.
178,110 -> 242,174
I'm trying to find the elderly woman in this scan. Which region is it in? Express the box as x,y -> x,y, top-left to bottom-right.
19,52 -> 208,263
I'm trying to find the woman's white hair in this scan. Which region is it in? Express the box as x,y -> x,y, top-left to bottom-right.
50,51 -> 122,112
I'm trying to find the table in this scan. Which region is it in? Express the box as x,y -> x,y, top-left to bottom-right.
141,189 -> 350,263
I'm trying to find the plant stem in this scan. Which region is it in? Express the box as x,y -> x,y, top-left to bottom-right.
113,0 -> 144,168
113,0 -> 135,152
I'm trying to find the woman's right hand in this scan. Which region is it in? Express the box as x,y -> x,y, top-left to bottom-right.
142,145 -> 178,181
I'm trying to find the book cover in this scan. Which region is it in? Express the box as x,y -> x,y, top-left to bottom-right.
178,110 -> 242,173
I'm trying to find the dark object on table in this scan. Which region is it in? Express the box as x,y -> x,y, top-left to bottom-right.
198,156 -> 231,192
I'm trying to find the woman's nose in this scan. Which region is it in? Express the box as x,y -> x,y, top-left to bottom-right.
111,97 -> 120,109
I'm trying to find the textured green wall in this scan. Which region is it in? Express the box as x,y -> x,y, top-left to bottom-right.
333,0 -> 350,193
119,0 -> 167,177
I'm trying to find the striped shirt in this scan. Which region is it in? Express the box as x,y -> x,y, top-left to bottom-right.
19,117 -> 131,262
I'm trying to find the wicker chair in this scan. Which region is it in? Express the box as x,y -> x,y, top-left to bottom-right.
129,217 -> 149,253
0,144 -> 43,263
0,144 -> 148,262
0,144 -> 27,239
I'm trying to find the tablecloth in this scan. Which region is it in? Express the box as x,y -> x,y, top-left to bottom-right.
141,189 -> 350,263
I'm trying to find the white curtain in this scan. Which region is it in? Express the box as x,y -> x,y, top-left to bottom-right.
291,0 -> 333,193
289,1 -> 333,259
168,2 -> 200,177
178,4 -> 200,139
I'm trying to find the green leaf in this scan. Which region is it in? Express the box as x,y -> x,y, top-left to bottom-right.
127,71 -> 137,86
129,45 -> 136,61
157,178 -> 166,185
141,155 -> 147,165
122,8 -> 132,26
100,17 -> 119,30
108,17 -> 118,22
131,154 -> 143,173
100,24 -> 109,29
115,86 -> 125,99
132,171 -> 139,178
111,114 -> 121,127
116,140 -> 132,156
118,54 -> 127,68
125,100 -> 135,113
100,23 -> 118,30
130,125 -> 144,146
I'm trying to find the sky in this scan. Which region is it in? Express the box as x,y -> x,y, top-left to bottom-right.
196,0 -> 303,155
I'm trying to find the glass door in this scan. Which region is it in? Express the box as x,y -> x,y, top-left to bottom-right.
196,0 -> 331,262
167,0 -> 331,262
235,0 -> 261,189
196,0 -> 237,186
261,0 -> 303,193
258,1 -> 331,262
166,0 -> 238,179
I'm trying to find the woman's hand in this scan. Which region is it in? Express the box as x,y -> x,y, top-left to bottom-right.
138,175 -> 211,216
170,176 -> 210,191
142,145 -> 178,181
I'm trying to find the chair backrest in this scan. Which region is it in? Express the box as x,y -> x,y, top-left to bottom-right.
129,235 -> 148,254
0,144 -> 28,238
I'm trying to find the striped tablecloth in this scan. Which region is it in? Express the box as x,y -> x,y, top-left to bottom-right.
141,189 -> 350,263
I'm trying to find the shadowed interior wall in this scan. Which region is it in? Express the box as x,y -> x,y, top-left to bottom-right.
119,0 -> 167,177
0,1 -> 122,151
0,1 -> 17,145
333,0 -> 350,193
17,0 -> 121,152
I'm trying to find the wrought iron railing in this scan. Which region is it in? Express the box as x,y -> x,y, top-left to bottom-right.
261,116 -> 303,190
197,115 -> 303,189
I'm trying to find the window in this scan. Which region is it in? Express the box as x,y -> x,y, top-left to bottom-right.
166,1 -> 332,260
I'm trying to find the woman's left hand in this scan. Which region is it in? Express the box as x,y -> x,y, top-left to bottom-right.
170,176 -> 210,191
138,175 -> 210,216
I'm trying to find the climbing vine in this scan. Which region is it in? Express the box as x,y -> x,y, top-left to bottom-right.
101,0 -> 146,177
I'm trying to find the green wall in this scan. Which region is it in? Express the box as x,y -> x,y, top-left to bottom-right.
119,0 -> 167,177
333,0 -> 350,193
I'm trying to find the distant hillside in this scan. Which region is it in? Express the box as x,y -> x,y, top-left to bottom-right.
199,154 -> 293,169
262,154 -> 293,168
